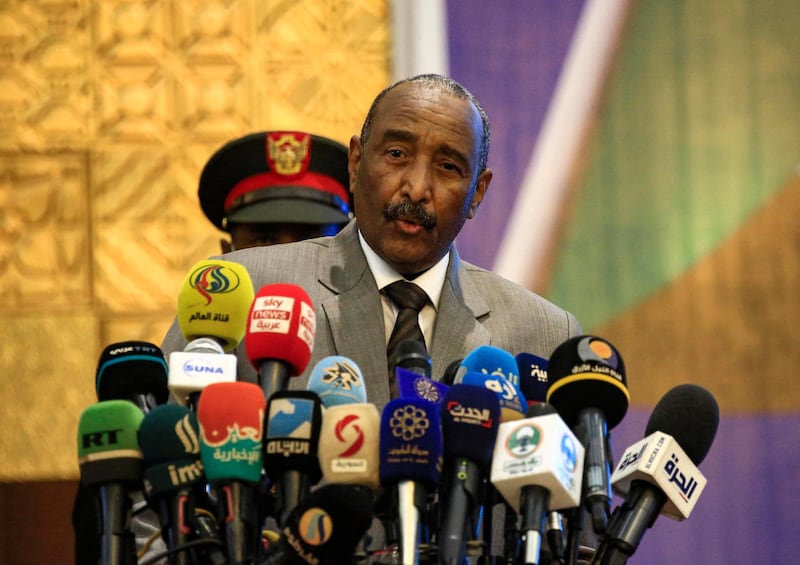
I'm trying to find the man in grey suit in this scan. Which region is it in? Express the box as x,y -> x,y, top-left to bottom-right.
162,74 -> 581,410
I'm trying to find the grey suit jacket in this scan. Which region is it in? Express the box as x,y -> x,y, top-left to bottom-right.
162,220 -> 581,411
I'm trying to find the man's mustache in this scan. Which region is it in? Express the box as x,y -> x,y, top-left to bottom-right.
384,201 -> 436,229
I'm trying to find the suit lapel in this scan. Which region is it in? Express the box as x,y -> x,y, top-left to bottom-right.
430,250 -> 491,378
317,223 -> 391,403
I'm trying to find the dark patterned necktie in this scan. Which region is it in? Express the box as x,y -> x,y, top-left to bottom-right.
384,280 -> 429,397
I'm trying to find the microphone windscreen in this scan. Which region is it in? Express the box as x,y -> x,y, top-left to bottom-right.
379,398 -> 443,488
396,366 -> 449,404
645,384 -> 720,465
177,259 -> 255,351
459,370 -> 526,421
440,384 -> 500,470
77,400 -> 144,487
318,403 -> 381,490
306,356 -> 367,406
263,390 -> 323,483
515,352 -> 549,404
95,341 -> 169,405
196,382 -> 266,483
279,484 -> 374,565
245,283 -> 315,375
138,405 -> 204,497
546,335 -> 629,428
460,345 -> 526,400
395,339 -> 431,377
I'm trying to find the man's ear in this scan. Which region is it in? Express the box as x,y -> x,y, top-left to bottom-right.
468,168 -> 492,219
347,135 -> 362,195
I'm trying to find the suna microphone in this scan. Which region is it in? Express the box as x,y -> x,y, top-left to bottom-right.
96,341 -> 169,413
245,283 -> 316,402
264,484 -> 375,565
380,397 -> 443,565
263,389 -> 324,527
592,384 -> 720,565
318,403 -> 381,492
438,384 -> 501,565
490,403 -> 584,565
77,399 -> 144,565
170,259 -> 254,404
546,335 -> 629,534
138,404 -> 222,565
197,382 -> 266,564
307,355 -> 367,407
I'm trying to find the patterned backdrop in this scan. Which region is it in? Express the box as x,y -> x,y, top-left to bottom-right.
0,0 -> 389,480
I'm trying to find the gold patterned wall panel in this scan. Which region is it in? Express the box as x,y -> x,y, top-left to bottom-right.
0,0 -> 390,480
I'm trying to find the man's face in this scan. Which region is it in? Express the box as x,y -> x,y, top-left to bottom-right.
348,82 -> 492,276
223,222 -> 340,252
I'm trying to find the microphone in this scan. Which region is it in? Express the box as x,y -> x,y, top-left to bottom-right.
138,404 -> 221,564
379,397 -> 443,565
95,341 -> 169,413
395,338 -> 432,378
593,384 -> 719,564
263,390 -> 324,527
77,399 -> 145,565
515,352 -> 550,407
440,358 -> 464,386
264,484 -> 375,565
170,259 -> 254,404
245,283 -> 316,401
318,403 -> 382,492
437,384 -> 501,565
546,335 -> 629,534
457,345 -> 528,421
490,403 -> 584,565
307,355 -> 367,406
396,366 -> 450,405
176,259 -> 255,351
196,382 -> 266,564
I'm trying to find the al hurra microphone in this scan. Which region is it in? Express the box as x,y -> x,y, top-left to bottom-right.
546,335 -> 629,534
490,403 -> 584,565
77,400 -> 144,565
379,397 -> 443,565
438,384 -> 501,565
245,283 -> 316,402
197,382 -> 267,564
592,384 -> 719,565
307,355 -> 368,406
138,404 -> 224,565
95,341 -> 169,413
457,345 -> 528,421
170,259 -> 254,405
263,390 -> 324,527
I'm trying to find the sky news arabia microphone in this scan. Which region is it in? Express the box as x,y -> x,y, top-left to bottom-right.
263,483 -> 375,565
438,383 -> 501,565
170,259 -> 254,406
197,381 -> 267,564
306,355 -> 368,407
490,402 -> 584,565
138,404 -> 225,565
546,336 -> 629,536
263,389 -> 324,527
77,399 -> 144,565
245,283 -> 316,402
592,384 -> 720,565
379,397 -> 443,565
95,341 -> 169,413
